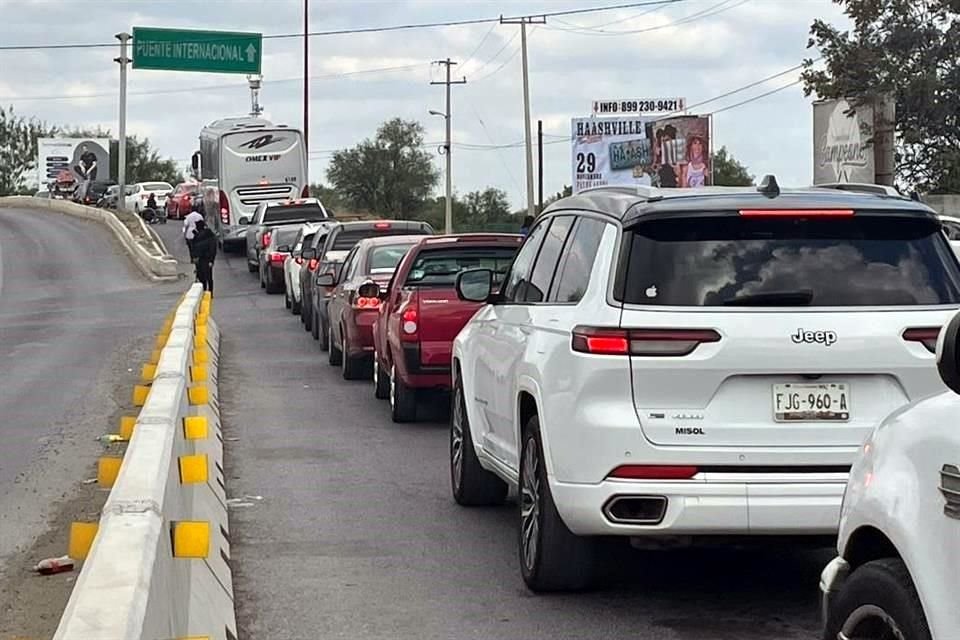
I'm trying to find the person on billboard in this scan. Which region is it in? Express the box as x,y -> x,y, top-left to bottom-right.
682,136 -> 709,188
655,126 -> 679,188
74,144 -> 98,181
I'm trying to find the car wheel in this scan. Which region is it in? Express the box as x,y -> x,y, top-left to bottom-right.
318,315 -> 330,351
373,350 -> 390,400
451,375 -> 507,506
340,327 -> 366,381
389,362 -> 417,423
328,326 -> 343,366
265,272 -> 282,294
311,308 -> 320,340
519,415 -> 598,592
248,259 -> 257,273
303,299 -> 312,329
824,558 -> 931,640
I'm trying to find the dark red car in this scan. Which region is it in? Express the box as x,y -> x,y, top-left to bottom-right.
165,182 -> 199,219
371,234 -> 522,422
322,235 -> 424,380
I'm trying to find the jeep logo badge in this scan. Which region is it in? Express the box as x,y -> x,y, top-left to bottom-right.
791,329 -> 837,346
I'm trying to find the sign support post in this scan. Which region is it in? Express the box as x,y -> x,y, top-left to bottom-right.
115,32 -> 131,212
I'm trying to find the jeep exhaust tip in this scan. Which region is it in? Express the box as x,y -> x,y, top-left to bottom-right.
602,496 -> 668,525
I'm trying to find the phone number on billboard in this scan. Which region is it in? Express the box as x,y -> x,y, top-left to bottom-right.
594,98 -> 685,114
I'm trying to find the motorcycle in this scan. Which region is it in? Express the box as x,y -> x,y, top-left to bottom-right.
140,206 -> 167,225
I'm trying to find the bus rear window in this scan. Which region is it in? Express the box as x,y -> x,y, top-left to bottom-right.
622,215 -> 960,306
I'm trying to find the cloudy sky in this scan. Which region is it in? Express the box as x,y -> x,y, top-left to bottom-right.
1,0 -> 848,207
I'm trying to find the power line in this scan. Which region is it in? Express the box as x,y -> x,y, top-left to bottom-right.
462,30 -> 519,79
0,1 -> 685,52
459,23 -> 498,75
551,2 -> 674,31
710,79 -> 803,114
544,0 -> 748,36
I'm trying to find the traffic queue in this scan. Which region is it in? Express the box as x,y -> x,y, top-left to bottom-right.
237,184 -> 960,640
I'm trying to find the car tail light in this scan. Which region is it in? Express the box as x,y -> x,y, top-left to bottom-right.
608,465 -> 699,480
262,232 -> 272,248
374,222 -> 391,229
401,306 -> 418,336
218,190 -> 230,224
354,296 -> 380,310
738,209 -> 854,218
269,252 -> 286,265
308,258 -> 318,271
903,327 -> 941,353
572,326 -> 720,357
295,256 -> 303,265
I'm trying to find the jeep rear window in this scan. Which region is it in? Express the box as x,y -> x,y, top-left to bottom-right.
405,247 -> 518,286
264,204 -> 327,223
622,215 -> 960,306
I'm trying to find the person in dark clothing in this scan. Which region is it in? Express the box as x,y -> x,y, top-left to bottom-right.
191,219 -> 218,294
519,215 -> 535,236
75,144 -> 98,181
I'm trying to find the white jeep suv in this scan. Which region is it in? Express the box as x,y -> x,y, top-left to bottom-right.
820,310 -> 960,640
450,179 -> 960,592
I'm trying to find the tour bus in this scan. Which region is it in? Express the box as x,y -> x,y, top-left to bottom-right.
193,117 -> 308,252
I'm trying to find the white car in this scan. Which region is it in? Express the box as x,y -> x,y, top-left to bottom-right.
125,181 -> 173,213
821,311 -> 960,640
284,221 -> 328,315
450,178 -> 960,592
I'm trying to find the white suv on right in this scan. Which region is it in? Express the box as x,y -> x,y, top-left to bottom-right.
451,179 -> 960,592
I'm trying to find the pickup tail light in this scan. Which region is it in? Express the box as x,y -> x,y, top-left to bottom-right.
262,232 -> 272,249
295,256 -> 303,265
374,222 -> 391,229
572,327 -> 720,357
903,327 -> 941,353
354,296 -> 380,310
401,306 -> 418,337
308,258 -> 318,271
608,465 -> 699,480
269,252 -> 286,265
218,190 -> 230,224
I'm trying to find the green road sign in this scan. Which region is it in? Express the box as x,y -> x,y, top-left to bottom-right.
132,27 -> 262,74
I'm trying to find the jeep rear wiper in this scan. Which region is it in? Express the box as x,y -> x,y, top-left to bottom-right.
721,290 -> 814,307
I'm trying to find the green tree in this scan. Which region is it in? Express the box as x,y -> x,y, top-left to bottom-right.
801,0 -> 960,193
327,118 -> 439,217
122,136 -> 182,185
0,105 -> 54,194
711,147 -> 754,186
462,188 -> 512,227
308,183 -> 347,215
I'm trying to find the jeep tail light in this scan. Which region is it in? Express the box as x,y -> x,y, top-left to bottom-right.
903,327 -> 941,353
572,327 -> 720,357
262,232 -> 272,249
218,190 -> 230,224
738,209 -> 854,218
401,306 -> 418,336
608,465 -> 698,480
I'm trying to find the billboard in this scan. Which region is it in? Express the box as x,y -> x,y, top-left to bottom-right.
37,138 -> 111,185
813,99 -> 875,184
571,115 -> 711,193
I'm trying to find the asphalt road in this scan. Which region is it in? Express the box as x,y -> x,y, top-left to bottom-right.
0,209 -> 180,599
156,224 -> 829,640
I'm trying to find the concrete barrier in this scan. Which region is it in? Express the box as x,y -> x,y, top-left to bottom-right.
0,196 -> 178,281
53,284 -> 236,640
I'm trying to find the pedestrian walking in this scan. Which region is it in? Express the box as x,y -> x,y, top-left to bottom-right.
191,220 -> 217,294
519,215 -> 534,237
183,205 -> 204,263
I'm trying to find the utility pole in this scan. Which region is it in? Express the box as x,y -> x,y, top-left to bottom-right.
500,14 -> 545,219
537,119 -> 543,214
430,58 -> 466,234
115,32 -> 131,212
303,0 -> 309,159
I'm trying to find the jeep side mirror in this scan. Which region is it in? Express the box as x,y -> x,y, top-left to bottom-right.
456,268 -> 494,303
937,311 -> 960,394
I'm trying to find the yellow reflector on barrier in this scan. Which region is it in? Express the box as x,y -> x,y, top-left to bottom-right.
141,363 -> 157,382
188,385 -> 209,406
183,416 -> 209,440
179,454 -> 208,484
173,521 -> 210,558
154,333 -> 169,349
195,325 -> 208,340
202,291 -> 212,302
149,348 -> 162,365
119,416 -> 137,440
193,348 -> 209,365
196,312 -> 209,326
190,365 -> 208,383
193,334 -> 207,349
132,385 -> 150,406
97,457 -> 123,487
68,522 -> 99,560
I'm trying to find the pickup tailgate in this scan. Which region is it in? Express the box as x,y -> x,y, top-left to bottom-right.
416,288 -> 482,367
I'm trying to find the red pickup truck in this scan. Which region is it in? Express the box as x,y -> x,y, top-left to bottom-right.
372,234 -> 522,422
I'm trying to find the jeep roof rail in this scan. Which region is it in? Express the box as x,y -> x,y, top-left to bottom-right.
814,182 -> 905,198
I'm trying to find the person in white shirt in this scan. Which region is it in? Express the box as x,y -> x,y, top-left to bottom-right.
183,206 -> 205,262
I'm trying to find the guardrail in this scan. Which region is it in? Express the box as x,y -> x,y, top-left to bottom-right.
0,196 -> 178,281
53,283 -> 236,640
